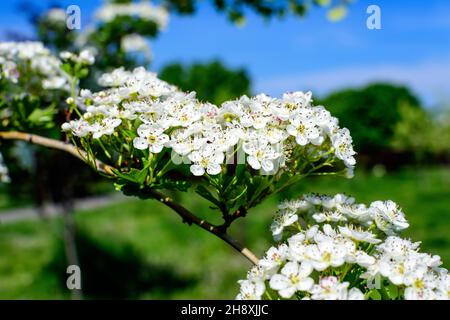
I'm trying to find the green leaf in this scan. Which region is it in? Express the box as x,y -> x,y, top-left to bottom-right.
366,289 -> 382,300
387,283 -> 399,299
61,63 -> 73,75
77,67 -> 89,79
27,105 -> 57,128
113,167 -> 148,185
154,178 -> 190,192
195,185 -> 222,209
327,6 -> 347,22
315,0 -> 331,7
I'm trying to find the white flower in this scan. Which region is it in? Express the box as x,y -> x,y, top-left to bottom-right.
236,280 -> 266,300
42,76 -> 68,89
44,8 -> 66,23
79,49 -> 96,65
404,267 -> 439,300
133,124 -> 169,153
309,276 -> 349,300
269,262 -> 314,298
246,265 -> 269,282
287,233 -> 309,262
91,118 -> 122,139
348,287 -> 365,300
322,193 -> 355,209
339,203 -> 373,222
61,119 -> 91,137
305,239 -> 348,271
258,245 -> 288,274
282,91 -> 312,110
278,199 -> 311,212
271,210 -> 298,241
286,116 -> 320,146
95,1 -> 169,29
243,139 -> 279,172
371,200 -> 409,235
347,250 -> 376,267
0,42 -> 70,90
312,210 -> 347,223
121,34 -> 152,58
338,225 -> 381,244
237,194 -> 449,300
188,146 -> 224,176
331,128 -> 356,166
303,193 -> 332,206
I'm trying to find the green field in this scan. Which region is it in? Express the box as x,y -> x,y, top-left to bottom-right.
0,166 -> 449,299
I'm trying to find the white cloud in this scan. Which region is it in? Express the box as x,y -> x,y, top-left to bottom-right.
255,58 -> 450,106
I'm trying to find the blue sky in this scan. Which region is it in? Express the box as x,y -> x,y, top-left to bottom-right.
1,0 -> 449,106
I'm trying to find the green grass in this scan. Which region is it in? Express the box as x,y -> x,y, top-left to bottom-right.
0,166 -> 449,299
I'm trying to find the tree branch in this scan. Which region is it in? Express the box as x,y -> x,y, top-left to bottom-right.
0,130 -> 260,265
0,131 -> 116,176
148,189 -> 259,265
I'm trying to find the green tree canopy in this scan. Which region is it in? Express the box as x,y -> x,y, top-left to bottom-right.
159,60 -> 251,104
319,83 -> 421,153
165,0 -> 352,23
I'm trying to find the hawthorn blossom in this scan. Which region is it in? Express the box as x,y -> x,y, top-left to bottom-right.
188,146 -> 224,176
310,277 -> 350,300
371,200 -> 409,235
91,118 -> 122,139
338,225 -> 381,244
269,262 -> 314,298
237,194 -> 449,300
331,128 -> 356,166
305,239 -> 348,271
243,139 -> 279,172
286,117 -> 320,146
270,210 -> 299,241
133,124 -> 169,153
236,280 -> 266,300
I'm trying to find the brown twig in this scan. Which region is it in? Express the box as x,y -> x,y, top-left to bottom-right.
0,130 -> 260,265
0,131 -> 115,176
148,190 -> 259,265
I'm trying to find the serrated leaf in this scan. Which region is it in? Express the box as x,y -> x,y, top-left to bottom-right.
196,185 -> 222,209
27,105 -> 57,128
113,166 -> 148,185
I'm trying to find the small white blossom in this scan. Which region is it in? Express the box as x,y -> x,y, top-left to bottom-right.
371,200 -> 409,235
269,262 -> 314,298
188,146 -> 224,176
133,124 -> 169,153
236,280 -> 266,300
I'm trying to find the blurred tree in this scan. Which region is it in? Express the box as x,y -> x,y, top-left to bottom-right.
320,83 -> 421,154
159,60 -> 251,104
391,102 -> 450,162
165,0 -> 353,24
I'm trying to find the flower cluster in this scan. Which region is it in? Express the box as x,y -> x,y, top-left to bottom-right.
0,41 -> 70,91
60,49 -> 96,66
95,0 -> 169,29
121,34 -> 152,59
43,7 -> 66,24
63,67 -> 356,179
237,194 -> 448,300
